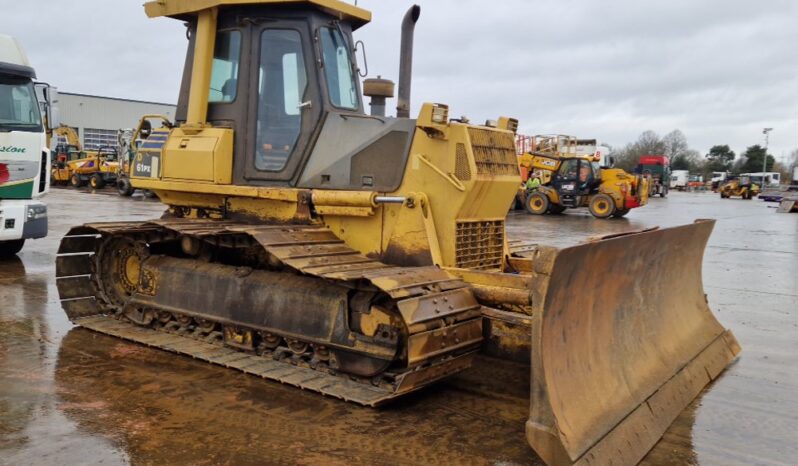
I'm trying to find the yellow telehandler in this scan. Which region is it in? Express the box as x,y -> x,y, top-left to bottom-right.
518,136 -> 649,218
55,2 -> 739,465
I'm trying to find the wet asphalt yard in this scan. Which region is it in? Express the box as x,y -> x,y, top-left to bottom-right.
1,188 -> 796,465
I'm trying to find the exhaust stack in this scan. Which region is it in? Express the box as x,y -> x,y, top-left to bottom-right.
396,5 -> 420,118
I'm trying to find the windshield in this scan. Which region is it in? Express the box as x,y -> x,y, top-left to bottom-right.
559,159 -> 579,179
320,27 -> 358,110
0,75 -> 42,132
100,150 -> 118,162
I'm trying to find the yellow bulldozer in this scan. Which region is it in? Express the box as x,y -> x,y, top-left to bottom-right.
54,2 -> 740,465
719,175 -> 759,199
518,137 -> 649,218
50,125 -> 120,188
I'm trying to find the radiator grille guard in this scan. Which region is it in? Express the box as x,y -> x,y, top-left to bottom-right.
454,143 -> 472,181
455,220 -> 504,270
467,128 -> 519,176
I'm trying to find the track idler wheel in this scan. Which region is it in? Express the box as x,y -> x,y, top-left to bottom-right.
95,236 -> 150,309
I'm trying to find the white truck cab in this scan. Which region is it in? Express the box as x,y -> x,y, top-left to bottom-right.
670,170 -> 689,191
0,34 -> 57,257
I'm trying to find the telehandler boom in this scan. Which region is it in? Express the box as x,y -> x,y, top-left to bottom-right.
55,2 -> 739,464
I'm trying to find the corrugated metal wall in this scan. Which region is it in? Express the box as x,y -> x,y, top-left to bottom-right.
58,92 -> 176,148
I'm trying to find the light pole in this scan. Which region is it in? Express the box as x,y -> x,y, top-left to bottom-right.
762,127 -> 773,188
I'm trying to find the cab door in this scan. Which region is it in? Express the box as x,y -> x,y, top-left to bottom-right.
553,158 -> 579,192
243,22 -> 322,183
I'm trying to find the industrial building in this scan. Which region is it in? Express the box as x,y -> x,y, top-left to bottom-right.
57,92 -> 176,149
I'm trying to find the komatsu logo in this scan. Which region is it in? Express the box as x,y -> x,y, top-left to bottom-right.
0,146 -> 26,153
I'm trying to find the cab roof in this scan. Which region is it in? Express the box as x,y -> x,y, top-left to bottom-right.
0,34 -> 35,78
144,0 -> 371,29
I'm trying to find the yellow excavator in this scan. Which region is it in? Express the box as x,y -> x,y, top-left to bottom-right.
55,2 -> 739,465
50,125 -> 85,184
518,136 -> 649,218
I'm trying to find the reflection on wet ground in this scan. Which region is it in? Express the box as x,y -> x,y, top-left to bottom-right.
54,330 -> 533,465
1,189 -> 796,465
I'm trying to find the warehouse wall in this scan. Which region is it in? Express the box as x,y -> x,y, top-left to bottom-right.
57,92 -> 176,149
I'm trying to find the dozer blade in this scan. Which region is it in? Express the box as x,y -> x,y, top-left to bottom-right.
525,219 -> 740,465
452,219 -> 740,465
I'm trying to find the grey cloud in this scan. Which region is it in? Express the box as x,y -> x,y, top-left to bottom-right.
5,0 -> 796,159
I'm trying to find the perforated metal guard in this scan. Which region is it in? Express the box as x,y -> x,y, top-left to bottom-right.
454,220 -> 504,270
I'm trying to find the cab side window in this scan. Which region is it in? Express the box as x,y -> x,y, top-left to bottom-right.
208,30 -> 241,103
320,27 -> 358,110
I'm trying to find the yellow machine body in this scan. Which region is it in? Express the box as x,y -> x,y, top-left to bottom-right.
50,126 -> 119,188
719,176 -> 760,199
132,103 -> 519,269
115,115 -> 174,196
54,2 -> 740,465
52,149 -> 119,188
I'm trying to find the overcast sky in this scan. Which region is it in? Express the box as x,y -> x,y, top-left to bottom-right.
5,0 -> 797,161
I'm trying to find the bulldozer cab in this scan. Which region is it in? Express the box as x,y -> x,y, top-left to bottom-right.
156,2 -> 415,189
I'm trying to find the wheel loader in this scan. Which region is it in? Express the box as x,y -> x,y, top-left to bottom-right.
719,175 -> 759,199
518,145 -> 650,218
54,2 -> 740,465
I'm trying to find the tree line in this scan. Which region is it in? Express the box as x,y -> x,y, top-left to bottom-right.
610,130 -> 797,182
